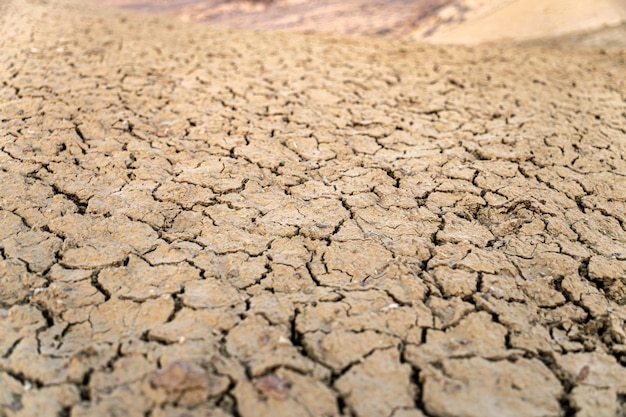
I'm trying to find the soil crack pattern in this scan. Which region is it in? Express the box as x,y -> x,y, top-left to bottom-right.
1,1 -> 626,416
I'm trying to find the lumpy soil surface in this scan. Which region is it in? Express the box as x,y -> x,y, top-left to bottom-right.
1,1 -> 625,416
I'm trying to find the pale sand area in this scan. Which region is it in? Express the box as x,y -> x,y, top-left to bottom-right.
95,0 -> 626,45
423,0 -> 626,44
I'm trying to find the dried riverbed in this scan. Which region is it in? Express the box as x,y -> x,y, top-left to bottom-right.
1,1 -> 626,416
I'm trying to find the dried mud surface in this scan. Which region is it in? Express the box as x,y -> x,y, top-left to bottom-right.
1,1 -> 626,416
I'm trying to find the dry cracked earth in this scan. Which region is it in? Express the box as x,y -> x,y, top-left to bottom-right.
1,1 -> 626,416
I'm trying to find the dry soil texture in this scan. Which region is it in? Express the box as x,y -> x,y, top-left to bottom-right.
1,1 -> 626,417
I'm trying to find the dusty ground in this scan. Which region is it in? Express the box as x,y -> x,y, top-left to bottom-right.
1,0 -> 626,416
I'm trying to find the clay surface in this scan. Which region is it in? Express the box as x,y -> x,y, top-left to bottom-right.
1,1 -> 626,416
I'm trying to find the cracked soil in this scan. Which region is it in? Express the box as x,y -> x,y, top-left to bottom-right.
1,1 -> 626,416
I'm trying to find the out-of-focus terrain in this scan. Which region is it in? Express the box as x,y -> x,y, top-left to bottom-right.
96,0 -> 626,46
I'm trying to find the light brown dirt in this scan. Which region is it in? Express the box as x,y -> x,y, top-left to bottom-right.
421,0 -> 626,45
1,0 -> 626,416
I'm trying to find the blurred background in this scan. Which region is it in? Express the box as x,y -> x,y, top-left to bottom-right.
93,0 -> 626,47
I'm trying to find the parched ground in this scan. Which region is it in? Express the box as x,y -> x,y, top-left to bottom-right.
1,1 -> 626,416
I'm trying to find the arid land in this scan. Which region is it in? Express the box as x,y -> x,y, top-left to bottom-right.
1,0 -> 626,416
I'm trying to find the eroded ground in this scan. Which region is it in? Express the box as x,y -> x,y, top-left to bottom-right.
1,1 -> 626,416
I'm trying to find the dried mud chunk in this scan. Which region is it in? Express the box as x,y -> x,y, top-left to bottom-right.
31,279 -> 105,317
226,316 -> 326,378
323,240 -> 392,283
569,385 -> 619,417
261,264 -> 318,294
582,196 -> 626,226
87,180 -> 180,228
89,355 -> 154,400
0,209 -> 26,239
248,290 -> 295,328
352,206 -> 439,256
259,197 -> 347,239
560,273 -> 603,306
296,301 -> 350,334
425,192 -> 485,216
150,360 -> 209,392
204,204 -> 258,229
285,132 -> 337,161
374,184 -> 419,209
589,256 -> 626,283
475,141 -> 533,161
428,296 -> 474,330
99,255 -> 199,301
144,240 -> 202,265
0,334 -> 73,384
432,266 -> 478,298
427,242 -> 471,269
517,275 -> 567,308
479,273 -> 526,301
289,180 -> 339,200
436,212 -> 494,247
0,171 -> 53,214
456,246 -> 517,275
131,156 -> 176,183
0,372 -> 26,411
555,351 -> 626,392
581,171 -> 626,200
234,368 -> 339,417
303,330 -> 399,371
331,167 -> 395,195
316,290 -> 428,339
154,180 -> 215,210
164,210 -> 204,241
0,305 -> 45,357
221,185 -> 290,213
405,312 -> 516,368
267,236 -> 311,268
192,251 -> 268,289
0,258 -> 46,305
150,307 -> 232,341
335,348 -> 415,417
23,193 -> 79,229
197,224 -> 271,255
14,384 -> 80,417
49,214 -> 159,268
375,264 -> 429,305
436,179 -> 482,195
570,210 -> 626,257
514,252 -> 579,281
182,279 -> 246,310
476,297 -> 558,353
1,229 -> 62,273
421,357 -> 562,417
234,141 -> 299,170
174,156 -> 224,188
41,160 -> 128,202
85,296 -> 174,343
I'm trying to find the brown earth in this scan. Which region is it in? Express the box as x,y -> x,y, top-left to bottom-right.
1,0 -> 626,416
